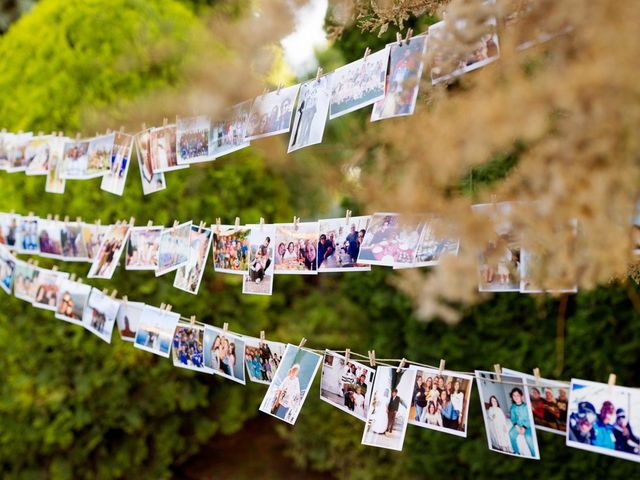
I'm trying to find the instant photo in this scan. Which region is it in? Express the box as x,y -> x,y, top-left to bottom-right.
245,84 -> 300,141
115,300 -> 145,342
274,222 -> 319,274
156,221 -> 192,276
86,133 -> 116,177
126,226 -> 163,271
100,132 -> 134,196
37,220 -> 63,258
0,245 -> 16,294
395,217 -> 460,268
60,221 -> 89,261
203,325 -> 246,384
259,344 -> 322,425
61,139 -> 91,179
81,223 -> 109,261
24,135 -> 53,176
361,366 -> 416,451
45,136 -> 67,194
209,102 -> 251,158
12,261 -> 40,302
357,213 -> 425,267
16,216 -> 40,254
320,350 -> 376,422
82,288 -> 121,343
243,224 -> 276,296
408,367 -> 473,437
0,212 -> 19,249
172,322 -> 207,373
31,269 -> 69,311
173,225 -> 212,295
212,225 -> 251,275
134,305 -> 180,358
329,48 -> 389,119
87,224 -> 131,279
149,124 -> 186,173
55,279 -> 92,326
176,116 -> 212,164
5,132 -> 33,172
135,129 -> 166,195
372,35 -> 427,121
475,370 -> 541,459
288,75 -> 332,153
244,337 -> 286,385
317,216 -> 371,272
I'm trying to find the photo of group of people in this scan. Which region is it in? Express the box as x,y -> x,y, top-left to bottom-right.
115,300 -> 144,342
0,245 -> 15,294
82,288 -> 121,343
372,36 -> 427,121
150,125 -> 185,173
316,216 -> 370,271
362,366 -> 416,451
16,216 -> 39,253
567,379 -> 640,463
320,351 -> 376,422
245,85 -> 300,140
0,131 -> 32,172
135,129 -> 166,195
244,337 -> 286,385
45,137 -> 66,194
134,305 -> 180,358
61,139 -> 91,179
476,370 -> 540,459
60,221 -> 89,261
259,345 -> 322,425
176,116 -> 211,164
55,278 -> 92,326
203,326 -> 246,384
209,102 -> 251,158
86,133 -> 115,177
172,323 -> 206,372
357,213 -> 425,267
288,75 -> 332,153
274,222 -> 319,274
174,226 -> 212,295
12,261 -> 40,302
243,225 -> 275,295
212,225 -> 250,274
330,48 -> 389,119
87,224 -> 131,279
126,226 -> 162,270
24,135 -> 52,176
156,221 -> 191,276
409,368 -> 473,437
31,269 -> 69,311
100,132 -> 134,196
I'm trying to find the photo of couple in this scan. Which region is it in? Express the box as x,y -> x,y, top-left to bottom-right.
243,225 -> 275,296
55,278 -> 92,326
177,116 -> 211,164
87,224 -> 131,279
288,75 -> 332,153
100,132 -> 133,196
209,102 -> 251,158
174,226 -> 212,295
16,216 -> 39,253
172,323 -> 206,372
317,216 -> 371,272
82,288 -> 121,343
357,213 -> 425,267
203,326 -> 246,384
60,221 -> 89,261
244,337 -> 286,385
320,350 -> 376,422
134,305 -> 180,358
37,220 -> 63,258
245,84 -> 300,140
156,221 -> 192,276
212,225 -> 251,275
274,222 -> 319,274
126,226 -> 162,270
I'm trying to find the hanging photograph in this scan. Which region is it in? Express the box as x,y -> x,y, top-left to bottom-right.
86,133 -> 115,178
245,84 -> 300,141
55,279 -> 92,326
371,35 -> 427,121
16,215 -> 40,254
82,288 -> 121,343
156,221 -> 192,276
288,75 -> 332,153
395,217 -> 460,269
209,102 -> 251,158
149,124 -> 186,173
212,225 -> 251,275
37,219 -> 63,258
172,322 -> 207,373
24,135 -> 53,176
361,366 -> 416,451
320,350 -> 376,422
273,222 -> 319,274
0,245 -> 16,294
329,48 -> 389,119
259,344 -> 322,425
12,261 -> 40,302
244,336 -> 287,385
100,132 -> 134,196
60,220 -> 89,261
408,367 -> 474,438
317,216 -> 371,272
133,305 -> 180,358
173,225 -> 212,295
5,132 -> 33,172
81,223 -> 109,261
176,116 -> 211,165
243,224 -> 276,296
31,269 -> 69,311
61,139 -> 91,179
135,129 -> 166,195
45,136 -> 67,194
115,300 -> 145,342
203,325 -> 246,384
357,213 -> 425,267
125,226 -> 163,271
0,212 -> 19,249
475,370 -> 541,459
87,223 -> 131,279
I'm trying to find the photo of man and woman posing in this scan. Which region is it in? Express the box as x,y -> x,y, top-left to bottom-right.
87,224 -> 131,279
317,217 -> 371,272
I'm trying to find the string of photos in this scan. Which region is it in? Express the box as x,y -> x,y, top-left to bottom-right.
0,205 -> 581,296
0,1 -> 571,197
0,242 -> 636,461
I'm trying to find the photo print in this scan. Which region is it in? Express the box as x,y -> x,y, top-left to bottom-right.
472,202 -> 521,292
371,35 -> 427,121
0,245 -> 16,294
61,138 -> 91,179
429,18 -> 500,85
45,136 -> 67,194
320,350 -> 376,422
172,322 -> 207,373
245,84 -> 300,141
259,344 -> 322,425
176,116 -> 211,165
0,132 -> 9,170
156,221 -> 192,276
502,368 -> 569,436
133,305 -> 180,358
82,288 -> 121,343
16,215 -> 39,254
357,213 -> 425,267
81,223 -> 109,261
203,325 -> 246,384
87,223 -> 131,279
135,129 -> 166,195
60,220 -> 89,261
125,226 -> 163,271
55,279 -> 92,326
0,212 -> 19,249
566,378 -> 640,463
361,366 -> 416,451
173,225 -> 212,295
31,269 -> 69,311
5,132 -> 33,172
37,220 -> 63,258
100,132 -> 134,196
212,225 -> 251,274
329,47 -> 389,119
209,101 -> 251,158
244,337 -> 286,385
243,224 -> 276,296
408,367 -> 474,437
395,217 -> 460,269
24,135 -> 53,176
317,216 -> 371,272
274,221 -> 319,274
12,261 -> 40,302
86,133 -> 115,178
288,74 -> 332,153
115,300 -> 145,342
149,124 -> 186,173
475,370 -> 541,459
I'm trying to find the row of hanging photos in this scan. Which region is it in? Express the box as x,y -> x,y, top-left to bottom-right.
0,202 -> 580,297
0,252 -> 635,463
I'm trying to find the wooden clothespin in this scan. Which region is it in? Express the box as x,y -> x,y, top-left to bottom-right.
165,304 -> 173,312
298,337 -> 307,348
396,32 -> 403,46
223,322 -> 229,333
58,131 -> 64,137
199,220 -> 206,232
147,220 -> 153,227
28,211 -> 34,218
77,278 -> 83,284
215,218 -> 221,233
277,83 -> 282,95
75,132 -> 81,141
96,219 -> 101,227
63,215 -> 69,223
46,214 -> 52,220
494,364 -> 502,383
533,367 -> 541,386
160,302 -> 167,310
368,350 -> 376,367
76,216 -> 82,223
119,126 -> 125,133
260,217 -> 265,231
293,216 -> 299,231
190,315 -> 196,327
70,273 -> 76,282
608,373 -> 616,391
172,220 -> 179,228
27,259 -> 33,265
235,217 -> 240,229
345,348 -> 351,362
316,67 -> 323,81
122,295 -> 128,304
106,128 -> 112,135
439,359 -> 446,375
38,130 -> 44,137
260,330 -> 265,342
54,214 -> 60,222
102,288 -> 109,295
405,28 -> 413,44
163,117 -> 168,127
51,265 -> 58,272
110,289 -> 118,299
128,217 -> 135,226
345,209 -> 352,225
397,358 -> 406,373
141,122 -> 147,132
33,260 -> 39,267
363,47 -> 371,61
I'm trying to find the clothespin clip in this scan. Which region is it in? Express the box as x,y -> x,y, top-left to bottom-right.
491,194 -> 497,204
298,337 -> 307,348
215,218 -> 221,233
345,348 -> 351,362
190,315 -> 196,327
96,219 -> 101,227
293,216 -> 299,231
363,47 -> 371,61
260,217 -> 265,231
147,220 -> 153,227
397,358 -> 406,373
172,220 -> 179,228
28,211 -> 34,218
141,122 -> 147,132
223,322 -> 229,333
345,209 -> 352,225
38,130 -> 44,137
33,260 -> 39,267
235,217 -> 240,229
54,214 -> 60,222
199,220 -> 205,232
75,132 -> 81,141
160,302 -> 167,310
165,304 -> 173,312
46,214 -> 52,220
494,364 -> 502,383
70,273 -> 76,281
63,215 -> 69,223
119,126 -> 125,133
368,350 -> 376,367
128,217 -> 135,226
27,259 -> 33,265
608,373 -> 616,391
439,359 -> 446,375
316,67 -> 323,82
405,28 -> 413,45
51,265 -> 58,272
533,367 -> 541,386
77,278 -> 83,284
122,295 -> 128,304
396,32 -> 403,46
110,289 -> 118,299
163,117 -> 168,127
260,330 -> 265,342
102,288 -> 109,295
58,131 -> 64,137
106,128 -> 112,134
76,216 -> 82,223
